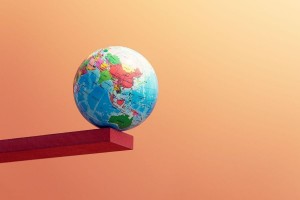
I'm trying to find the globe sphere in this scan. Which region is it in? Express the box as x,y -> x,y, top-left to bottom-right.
73,46 -> 158,131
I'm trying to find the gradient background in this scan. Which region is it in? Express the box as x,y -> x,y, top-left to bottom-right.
1,0 -> 300,199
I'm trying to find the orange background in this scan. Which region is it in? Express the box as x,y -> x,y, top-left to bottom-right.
1,0 -> 300,199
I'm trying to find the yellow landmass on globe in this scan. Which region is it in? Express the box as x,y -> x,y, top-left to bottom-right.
114,84 -> 121,93
122,65 -> 135,73
100,62 -> 109,70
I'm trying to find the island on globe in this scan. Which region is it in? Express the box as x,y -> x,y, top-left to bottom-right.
73,46 -> 158,131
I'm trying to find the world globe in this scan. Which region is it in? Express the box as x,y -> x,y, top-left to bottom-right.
73,46 -> 159,131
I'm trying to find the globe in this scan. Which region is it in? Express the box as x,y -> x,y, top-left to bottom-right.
73,46 -> 159,131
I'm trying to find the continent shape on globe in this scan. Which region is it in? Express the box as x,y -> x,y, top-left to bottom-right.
73,46 -> 158,131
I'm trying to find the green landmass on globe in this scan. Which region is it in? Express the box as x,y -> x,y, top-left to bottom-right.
108,114 -> 133,130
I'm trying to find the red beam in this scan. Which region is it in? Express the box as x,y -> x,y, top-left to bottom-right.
0,128 -> 133,163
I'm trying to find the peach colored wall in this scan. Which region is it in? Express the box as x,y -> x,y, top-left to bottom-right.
0,1 -> 300,199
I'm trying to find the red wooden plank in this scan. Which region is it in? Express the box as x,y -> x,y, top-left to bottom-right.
0,128 -> 133,163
